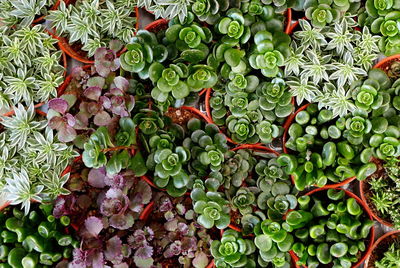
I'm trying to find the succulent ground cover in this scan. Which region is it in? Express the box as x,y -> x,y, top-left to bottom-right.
0,0 -> 400,268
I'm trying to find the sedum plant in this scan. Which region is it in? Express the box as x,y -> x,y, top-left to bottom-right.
368,158 -> 400,228
211,229 -> 256,267
0,104 -> 78,214
47,0 -> 137,57
191,180 -> 230,229
130,192 -> 212,268
279,104 -> 378,190
254,219 -> 294,268
47,44 -> 136,145
120,30 -> 168,80
358,0 -> 400,55
286,189 -> 374,268
0,25 -> 64,112
137,0 -> 192,23
285,19 -> 380,117
192,0 -> 229,24
0,0 -> 56,27
0,205 -> 77,267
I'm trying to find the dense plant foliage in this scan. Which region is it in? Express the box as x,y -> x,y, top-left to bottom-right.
2,1 -> 400,267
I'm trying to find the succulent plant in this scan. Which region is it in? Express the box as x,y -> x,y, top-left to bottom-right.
375,243 -> 400,268
286,189 -> 374,268
192,0 -> 229,24
211,229 -> 256,267
191,181 -> 230,229
183,118 -> 228,176
0,205 -> 77,267
166,17 -> 213,63
249,30 -> 290,77
220,149 -> 257,188
254,219 -> 294,268
120,30 -> 168,80
216,8 -> 251,45
232,187 -> 257,215
137,0 -> 192,23
47,0 -> 137,57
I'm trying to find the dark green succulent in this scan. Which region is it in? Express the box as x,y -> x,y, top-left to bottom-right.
256,121 -> 281,144
226,115 -> 258,144
120,30 -> 168,79
367,129 -> 400,160
232,187 -> 257,215
210,92 -> 228,126
146,132 -> 191,197
249,30 -> 290,77
343,109 -> 372,145
286,189 -> 374,268
133,109 -> 166,136
166,18 -> 213,63
256,158 -> 297,220
211,229 -> 256,267
191,182 -> 231,229
220,149 -> 257,188
254,219 -> 294,268
192,0 -> 229,24
256,79 -> 294,121
187,65 -> 218,92
183,118 -> 228,176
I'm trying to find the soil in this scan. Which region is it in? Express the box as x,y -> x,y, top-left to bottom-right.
165,108 -> 198,125
362,158 -> 393,225
367,233 -> 400,268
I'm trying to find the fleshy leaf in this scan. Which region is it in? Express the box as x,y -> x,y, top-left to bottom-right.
84,216 -> 104,237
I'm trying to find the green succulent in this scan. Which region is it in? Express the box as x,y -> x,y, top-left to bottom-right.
286,189 -> 374,268
146,132 -> 191,197
183,118 -> 228,176
256,79 -> 294,120
249,30 -> 290,77
367,130 -> 400,160
133,109 -> 166,136
256,158 -> 297,220
217,8 -> 251,45
120,30 -> 168,80
366,0 -> 397,16
256,121 -> 281,144
192,0 -> 229,24
254,220 -> 293,268
226,115 -> 258,144
343,109 -> 372,145
191,183 -> 231,229
187,65 -> 218,92
220,149 -> 257,188
211,229 -> 256,267
149,62 -> 190,103
166,18 -> 213,63
210,92 -> 228,126
227,74 -> 259,95
304,0 -> 341,28
232,187 -> 256,215
82,127 -> 113,170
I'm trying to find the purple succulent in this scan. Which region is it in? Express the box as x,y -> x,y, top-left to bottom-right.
94,47 -> 120,77
100,188 -> 129,217
48,98 -> 77,142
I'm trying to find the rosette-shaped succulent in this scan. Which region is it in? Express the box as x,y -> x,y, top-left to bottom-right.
146,132 -> 191,197
351,70 -> 389,111
133,109 -> 165,136
192,0 -> 229,24
343,109 -> 372,145
166,18 -> 213,63
227,74 -> 259,94
184,119 -> 228,176
256,159 -> 297,220
82,127 -> 114,169
367,130 -> 400,160
120,30 -> 168,79
149,62 -> 190,103
256,79 -> 294,121
191,184 -> 231,229
217,8 -> 251,44
187,65 -> 218,92
225,92 -> 249,117
226,115 -> 258,144
249,30 -> 290,77
254,220 -> 293,268
304,0 -> 341,28
256,121 -> 281,144
211,229 -> 256,267
220,149 -> 256,188
366,0 -> 396,17
232,187 -> 256,215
